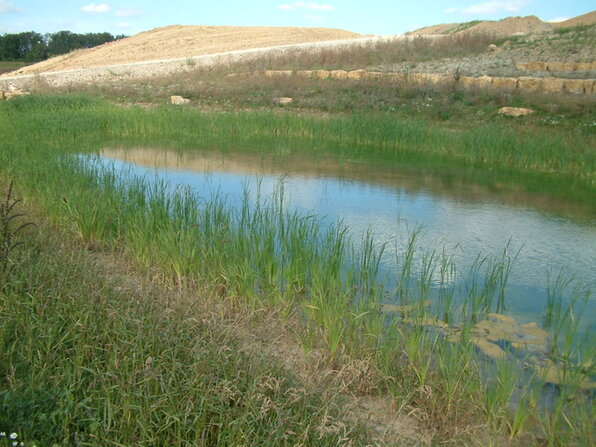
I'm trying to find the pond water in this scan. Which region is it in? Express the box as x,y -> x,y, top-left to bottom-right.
99,147 -> 595,328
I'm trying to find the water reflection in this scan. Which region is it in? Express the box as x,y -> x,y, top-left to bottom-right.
100,147 -> 596,323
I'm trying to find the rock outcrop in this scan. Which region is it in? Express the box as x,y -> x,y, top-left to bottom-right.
170,95 -> 190,105
498,107 -> 535,117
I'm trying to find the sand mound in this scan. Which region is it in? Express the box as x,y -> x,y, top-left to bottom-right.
10,25 -> 360,75
553,11 -> 596,28
464,16 -> 553,36
408,23 -> 460,35
411,15 -> 553,37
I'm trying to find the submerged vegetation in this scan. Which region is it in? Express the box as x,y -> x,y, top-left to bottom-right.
0,91 -> 594,446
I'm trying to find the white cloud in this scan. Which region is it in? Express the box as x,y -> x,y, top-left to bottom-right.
0,0 -> 20,14
81,3 -> 111,14
444,7 -> 458,14
115,21 -> 131,29
116,8 -> 142,17
548,17 -> 569,23
279,2 -> 335,11
462,0 -> 528,15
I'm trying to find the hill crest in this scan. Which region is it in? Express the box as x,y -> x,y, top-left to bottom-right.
409,11 -> 595,36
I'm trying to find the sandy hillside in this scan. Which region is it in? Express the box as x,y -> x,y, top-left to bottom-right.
463,16 -> 553,36
10,25 -> 360,75
553,11 -> 596,28
407,23 -> 460,35
409,13 -> 595,37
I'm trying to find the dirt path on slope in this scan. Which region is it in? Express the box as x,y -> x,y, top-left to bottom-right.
0,34 -> 403,89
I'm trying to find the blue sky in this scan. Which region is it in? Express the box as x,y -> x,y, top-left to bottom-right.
0,1 -> 594,36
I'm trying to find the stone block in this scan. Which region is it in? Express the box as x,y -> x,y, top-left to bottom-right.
492,77 -> 518,90
295,70 -> 313,79
329,70 -> 348,80
518,77 -> 543,92
515,62 -> 527,70
273,97 -> 293,105
170,95 -> 190,105
347,69 -> 367,80
269,70 -> 292,77
312,70 -> 330,80
363,71 -> 385,81
563,62 -> 576,71
563,79 -> 586,94
476,75 -> 493,88
546,62 -> 565,72
542,78 -> 565,93
385,73 -> 407,84
459,76 -> 476,88
526,61 -> 547,71
498,107 -> 535,117
425,73 -> 451,85
575,62 -> 592,71
459,76 -> 492,89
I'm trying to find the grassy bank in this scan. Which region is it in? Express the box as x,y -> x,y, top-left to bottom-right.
0,61 -> 27,75
1,95 -> 594,446
0,183 -> 384,447
2,94 -> 594,209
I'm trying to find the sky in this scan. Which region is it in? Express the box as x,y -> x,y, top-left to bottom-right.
0,0 -> 594,36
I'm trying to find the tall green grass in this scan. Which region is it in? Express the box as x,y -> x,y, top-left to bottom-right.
1,94 -> 593,206
0,207 -> 373,446
0,95 -> 594,445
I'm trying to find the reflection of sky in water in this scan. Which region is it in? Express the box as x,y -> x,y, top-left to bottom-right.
102,156 -> 596,323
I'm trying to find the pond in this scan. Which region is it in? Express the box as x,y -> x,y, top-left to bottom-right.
99,147 -> 595,330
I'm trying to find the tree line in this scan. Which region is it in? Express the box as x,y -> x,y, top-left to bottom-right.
0,31 -> 127,62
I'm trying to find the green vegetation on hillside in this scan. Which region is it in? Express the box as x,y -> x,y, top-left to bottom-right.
0,61 -> 27,75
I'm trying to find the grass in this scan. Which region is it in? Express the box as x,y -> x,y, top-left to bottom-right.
448,21 -> 483,34
0,188 -> 376,446
0,61 -> 27,75
203,32 -> 498,72
4,94 -> 594,208
553,24 -> 596,36
0,181 -> 33,286
0,96 -> 593,445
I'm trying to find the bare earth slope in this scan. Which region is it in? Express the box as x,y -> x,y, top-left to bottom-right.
553,11 -> 596,28
10,25 -> 360,75
410,12 -> 595,37
463,16 -> 552,36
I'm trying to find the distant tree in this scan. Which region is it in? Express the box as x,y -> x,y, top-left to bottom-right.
83,32 -> 116,48
0,30 -> 124,62
0,31 -> 46,61
46,31 -> 79,56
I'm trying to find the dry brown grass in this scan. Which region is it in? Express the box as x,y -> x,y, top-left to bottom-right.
199,32 -> 498,73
